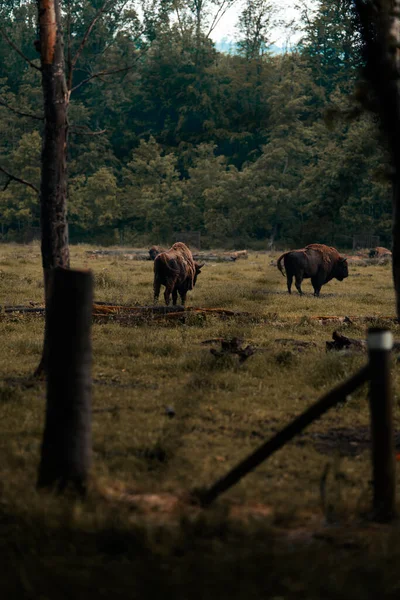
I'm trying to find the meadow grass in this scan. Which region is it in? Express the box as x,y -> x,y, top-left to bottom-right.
1,242 -> 400,598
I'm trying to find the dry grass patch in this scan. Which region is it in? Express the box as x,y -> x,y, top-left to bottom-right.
1,243 -> 400,598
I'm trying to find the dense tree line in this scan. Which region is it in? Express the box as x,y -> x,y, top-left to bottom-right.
0,0 -> 392,248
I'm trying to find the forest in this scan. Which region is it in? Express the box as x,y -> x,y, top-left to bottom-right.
0,0 -> 393,248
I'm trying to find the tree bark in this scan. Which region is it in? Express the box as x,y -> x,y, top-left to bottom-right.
354,0 -> 400,318
35,0 -> 70,376
393,179 -> 400,317
37,268 -> 93,495
38,0 -> 70,270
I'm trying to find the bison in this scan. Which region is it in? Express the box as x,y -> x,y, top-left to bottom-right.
277,243 -> 348,297
368,246 -> 392,259
153,242 -> 204,305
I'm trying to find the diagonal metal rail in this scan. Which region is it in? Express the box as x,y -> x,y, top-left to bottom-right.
200,365 -> 370,507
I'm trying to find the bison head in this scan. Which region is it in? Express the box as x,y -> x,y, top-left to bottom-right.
335,257 -> 349,281
193,262 -> 204,287
149,245 -> 162,261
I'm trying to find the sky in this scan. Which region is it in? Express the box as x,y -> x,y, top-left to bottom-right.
208,1 -> 303,47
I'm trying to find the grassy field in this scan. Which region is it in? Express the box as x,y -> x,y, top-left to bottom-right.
1,242 -> 400,599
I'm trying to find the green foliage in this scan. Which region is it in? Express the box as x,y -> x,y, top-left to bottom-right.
0,131 -> 41,230
0,0 -> 392,248
69,166 -> 121,238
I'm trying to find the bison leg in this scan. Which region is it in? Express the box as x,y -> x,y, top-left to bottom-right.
179,290 -> 187,305
172,288 -> 178,305
286,274 -> 293,294
153,278 -> 161,304
295,273 -> 304,295
164,286 -> 173,305
311,275 -> 323,297
312,285 -> 321,297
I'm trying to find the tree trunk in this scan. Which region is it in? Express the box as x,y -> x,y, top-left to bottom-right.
35,0 -> 70,376
393,180 -> 400,317
38,0 -> 70,270
37,268 -> 93,495
354,0 -> 400,318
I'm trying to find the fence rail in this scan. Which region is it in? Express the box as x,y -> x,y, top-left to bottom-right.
200,328 -> 396,522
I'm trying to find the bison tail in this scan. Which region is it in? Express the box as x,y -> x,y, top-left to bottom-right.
277,252 -> 287,277
154,253 -> 180,276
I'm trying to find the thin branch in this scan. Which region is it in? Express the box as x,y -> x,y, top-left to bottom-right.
70,126 -> 106,136
99,21 -> 148,56
70,0 -> 112,76
99,0 -> 130,52
174,3 -> 185,36
0,166 -> 39,194
207,0 -> 239,38
70,53 -> 144,93
0,27 -> 41,71
0,99 -> 44,121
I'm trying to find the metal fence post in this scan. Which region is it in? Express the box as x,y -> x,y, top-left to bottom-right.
368,327 -> 396,521
37,267 -> 93,495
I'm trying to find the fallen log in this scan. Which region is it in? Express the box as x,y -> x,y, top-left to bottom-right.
326,331 -> 367,352
326,331 -> 400,352
93,304 -> 185,315
369,246 -> 392,258
223,250 -> 248,260
86,249 -> 150,260
187,307 -> 250,317
309,315 -> 398,325
192,253 -> 236,262
209,337 -> 256,363
152,307 -> 250,320
86,249 -> 148,256
201,338 -> 226,345
2,306 -> 45,314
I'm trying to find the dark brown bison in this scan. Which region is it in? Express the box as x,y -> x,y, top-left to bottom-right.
149,245 -> 164,260
153,242 -> 204,305
277,243 -> 348,297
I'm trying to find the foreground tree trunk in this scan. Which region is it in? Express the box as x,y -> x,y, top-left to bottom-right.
35,0 -> 70,375
354,0 -> 400,318
393,179 -> 400,317
37,268 -> 93,494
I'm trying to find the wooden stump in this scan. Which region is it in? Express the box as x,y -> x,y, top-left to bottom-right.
37,268 -> 93,495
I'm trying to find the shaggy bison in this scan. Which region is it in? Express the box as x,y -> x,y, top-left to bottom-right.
153,242 -> 204,305
277,243 -> 348,297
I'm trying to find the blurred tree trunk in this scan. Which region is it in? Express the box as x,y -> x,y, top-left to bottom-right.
35,0 -> 70,376
37,268 -> 93,495
354,0 -> 400,318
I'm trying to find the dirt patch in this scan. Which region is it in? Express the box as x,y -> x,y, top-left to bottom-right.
2,376 -> 43,389
310,427 -> 371,456
310,426 -> 400,457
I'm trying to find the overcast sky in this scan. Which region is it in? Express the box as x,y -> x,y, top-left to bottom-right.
209,1 -> 303,46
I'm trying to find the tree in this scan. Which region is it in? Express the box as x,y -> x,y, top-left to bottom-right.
299,0 -> 362,97
236,0 -> 275,60
172,0 -> 238,41
37,0 -> 70,278
353,0 -> 400,318
120,136 -> 185,241
0,130 -> 41,235
69,166 -> 120,233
